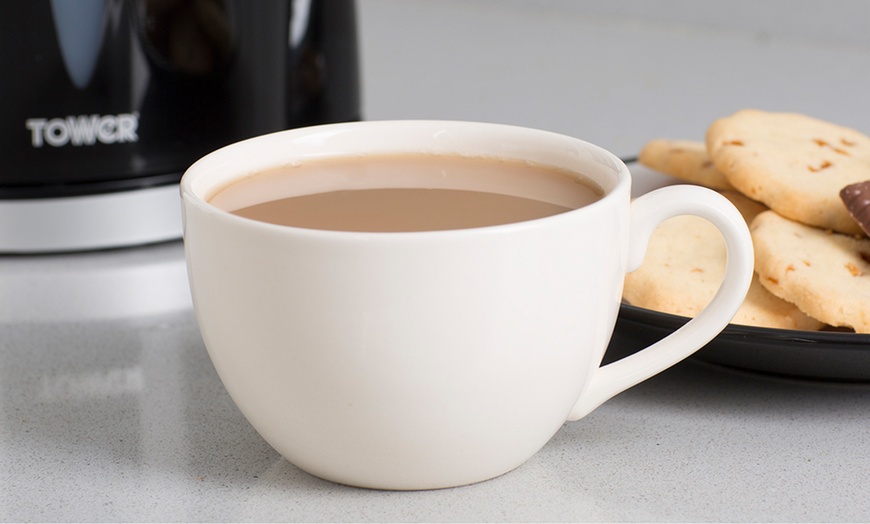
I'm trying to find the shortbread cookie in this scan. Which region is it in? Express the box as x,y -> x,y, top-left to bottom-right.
624,192 -> 824,330
751,210 -> 870,333
638,139 -> 734,191
707,109 -> 870,235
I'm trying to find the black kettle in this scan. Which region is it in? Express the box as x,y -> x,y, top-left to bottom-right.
0,0 -> 360,253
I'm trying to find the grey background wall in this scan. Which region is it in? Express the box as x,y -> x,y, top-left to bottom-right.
356,0 -> 870,158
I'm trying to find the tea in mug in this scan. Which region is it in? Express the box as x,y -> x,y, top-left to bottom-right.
208,153 -> 603,232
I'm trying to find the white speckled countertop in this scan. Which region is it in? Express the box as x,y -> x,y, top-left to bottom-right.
4,1 -> 870,521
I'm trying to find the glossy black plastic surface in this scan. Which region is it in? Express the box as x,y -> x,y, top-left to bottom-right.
1,0 -> 360,198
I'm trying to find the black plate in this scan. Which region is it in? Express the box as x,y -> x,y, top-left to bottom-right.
605,304 -> 870,382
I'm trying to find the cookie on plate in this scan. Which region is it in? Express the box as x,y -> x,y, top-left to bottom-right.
638,138 -> 734,191
751,209 -> 870,333
623,192 -> 824,330
706,109 -> 870,235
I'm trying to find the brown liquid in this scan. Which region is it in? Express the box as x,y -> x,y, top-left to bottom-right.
208,154 -> 603,232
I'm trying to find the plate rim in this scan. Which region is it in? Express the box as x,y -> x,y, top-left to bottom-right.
618,302 -> 870,348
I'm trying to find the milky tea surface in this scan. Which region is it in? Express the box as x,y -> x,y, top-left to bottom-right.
208,153 -> 603,232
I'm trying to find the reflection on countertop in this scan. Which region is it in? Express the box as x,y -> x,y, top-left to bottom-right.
1,241 -> 269,519
0,240 -> 191,323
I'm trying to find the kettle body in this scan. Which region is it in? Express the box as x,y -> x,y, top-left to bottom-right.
0,0 -> 360,252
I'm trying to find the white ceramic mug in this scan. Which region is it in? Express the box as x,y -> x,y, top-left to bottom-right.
181,121 -> 753,490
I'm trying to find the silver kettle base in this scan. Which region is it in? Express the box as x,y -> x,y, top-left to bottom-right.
0,184 -> 182,254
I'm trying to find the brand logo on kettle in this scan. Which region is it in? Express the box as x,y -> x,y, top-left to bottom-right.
25,113 -> 139,148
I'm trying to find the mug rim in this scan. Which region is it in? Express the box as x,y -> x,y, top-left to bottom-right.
180,120 -> 631,238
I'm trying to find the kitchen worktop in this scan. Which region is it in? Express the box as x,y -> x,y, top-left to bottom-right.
3,1 -> 870,521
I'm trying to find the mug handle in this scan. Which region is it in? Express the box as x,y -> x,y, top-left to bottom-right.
568,185 -> 754,421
